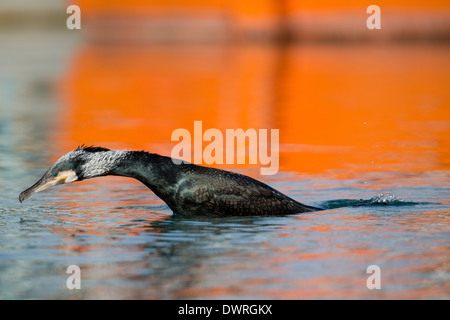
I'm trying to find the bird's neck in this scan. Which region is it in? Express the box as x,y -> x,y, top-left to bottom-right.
104,151 -> 181,202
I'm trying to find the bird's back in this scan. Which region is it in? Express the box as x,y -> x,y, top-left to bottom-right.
166,163 -> 320,216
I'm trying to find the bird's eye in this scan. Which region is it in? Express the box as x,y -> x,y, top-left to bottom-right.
52,172 -> 58,177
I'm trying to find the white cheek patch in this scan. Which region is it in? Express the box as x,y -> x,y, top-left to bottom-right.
59,170 -> 78,183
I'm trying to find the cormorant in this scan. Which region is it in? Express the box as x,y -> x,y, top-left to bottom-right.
19,145 -> 322,216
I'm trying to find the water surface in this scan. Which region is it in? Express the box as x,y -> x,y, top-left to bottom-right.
0,30 -> 449,299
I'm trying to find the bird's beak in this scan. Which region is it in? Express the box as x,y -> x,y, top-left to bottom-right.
19,170 -> 76,203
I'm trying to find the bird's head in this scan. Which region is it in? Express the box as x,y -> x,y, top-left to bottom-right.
19,145 -> 116,203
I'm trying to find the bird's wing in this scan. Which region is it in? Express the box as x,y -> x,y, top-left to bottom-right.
181,172 -> 304,216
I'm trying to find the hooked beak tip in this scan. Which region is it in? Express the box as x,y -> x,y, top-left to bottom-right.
19,176 -> 52,204
19,191 -> 30,203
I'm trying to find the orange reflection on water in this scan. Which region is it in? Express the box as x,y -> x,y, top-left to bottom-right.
57,44 -> 279,169
57,43 -> 450,181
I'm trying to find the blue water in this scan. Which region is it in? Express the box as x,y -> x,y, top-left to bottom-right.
1,168 -> 448,299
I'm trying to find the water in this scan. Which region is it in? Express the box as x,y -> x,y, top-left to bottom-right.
0,30 -> 449,299
1,179 -> 448,299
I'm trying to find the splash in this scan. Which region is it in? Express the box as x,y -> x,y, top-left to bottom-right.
318,193 -> 426,210
369,193 -> 401,204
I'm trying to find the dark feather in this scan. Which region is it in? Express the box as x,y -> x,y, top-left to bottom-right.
76,145 -> 110,153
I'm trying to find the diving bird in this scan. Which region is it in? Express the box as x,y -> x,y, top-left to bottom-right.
19,146 -> 322,216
